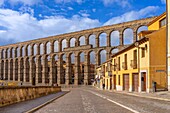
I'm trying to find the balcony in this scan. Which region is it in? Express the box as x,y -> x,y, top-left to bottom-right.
112,65 -> 116,71
116,64 -> 120,71
130,60 -> 137,69
122,62 -> 127,70
108,71 -> 112,77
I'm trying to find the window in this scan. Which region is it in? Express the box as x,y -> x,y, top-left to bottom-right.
114,59 -> 116,71
106,66 -> 108,72
133,50 -> 137,60
124,54 -> 127,70
118,57 -> 120,70
160,18 -> 166,28
118,75 -> 120,85
141,48 -> 145,58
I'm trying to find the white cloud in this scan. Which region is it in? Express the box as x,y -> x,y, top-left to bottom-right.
0,0 -> 4,6
102,0 -> 130,7
79,10 -> 90,17
104,6 -> 159,25
0,8 -> 100,45
161,0 -> 166,4
55,0 -> 83,4
92,9 -> 96,12
68,7 -> 74,10
8,0 -> 42,6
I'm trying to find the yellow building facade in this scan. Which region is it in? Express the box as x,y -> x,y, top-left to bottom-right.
97,13 -> 167,93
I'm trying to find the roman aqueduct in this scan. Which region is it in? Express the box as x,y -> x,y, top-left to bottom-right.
0,17 -> 156,86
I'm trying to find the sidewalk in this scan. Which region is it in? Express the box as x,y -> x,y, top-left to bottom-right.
95,87 -> 170,102
0,91 -> 69,113
121,91 -> 170,101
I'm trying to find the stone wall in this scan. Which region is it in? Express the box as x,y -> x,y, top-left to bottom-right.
0,86 -> 61,107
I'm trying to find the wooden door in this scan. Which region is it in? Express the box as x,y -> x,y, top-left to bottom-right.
114,75 -> 116,89
123,74 -> 129,91
110,77 -> 112,90
132,73 -> 138,92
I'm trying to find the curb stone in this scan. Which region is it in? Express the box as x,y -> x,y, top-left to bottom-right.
26,91 -> 70,113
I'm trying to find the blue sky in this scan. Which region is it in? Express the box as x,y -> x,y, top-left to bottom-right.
0,0 -> 166,46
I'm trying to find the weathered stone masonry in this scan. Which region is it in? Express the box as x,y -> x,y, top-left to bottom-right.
0,17 -> 156,86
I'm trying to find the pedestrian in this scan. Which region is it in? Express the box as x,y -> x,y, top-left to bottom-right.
102,83 -> 105,90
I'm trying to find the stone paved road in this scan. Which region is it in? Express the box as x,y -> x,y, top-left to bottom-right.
0,91 -> 68,113
36,87 -> 170,113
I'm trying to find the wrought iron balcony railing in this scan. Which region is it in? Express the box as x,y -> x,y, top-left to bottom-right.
130,60 -> 137,69
122,62 -> 127,70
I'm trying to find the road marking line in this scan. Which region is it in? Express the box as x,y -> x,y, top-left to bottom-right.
89,91 -> 140,113
106,98 -> 139,113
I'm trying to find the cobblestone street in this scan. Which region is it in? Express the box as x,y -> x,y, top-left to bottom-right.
36,87 -> 170,113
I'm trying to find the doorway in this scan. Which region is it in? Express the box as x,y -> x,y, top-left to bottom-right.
114,75 -> 116,89
141,72 -> 146,91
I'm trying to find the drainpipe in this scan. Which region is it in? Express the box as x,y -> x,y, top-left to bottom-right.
166,0 -> 170,91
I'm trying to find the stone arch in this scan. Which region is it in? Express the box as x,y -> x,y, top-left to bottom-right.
42,55 -> 50,84
136,25 -> 148,40
32,56 -> 36,85
79,36 -> 85,46
17,47 -> 20,57
110,30 -> 119,46
3,49 -> 6,59
12,48 -> 15,58
137,25 -> 148,34
33,44 -> 37,56
24,45 -> 28,57
61,39 -> 67,51
25,57 -> 30,82
98,49 -> 107,65
4,59 -> 8,80
46,41 -> 51,54
54,40 -> 59,52
99,32 -> 107,47
53,54 -> 58,84
40,43 -> 44,55
27,45 -> 31,56
88,50 -> 95,83
50,54 -> 57,84
9,59 -> 13,80
7,48 -> 11,58
20,46 -> 23,57
110,48 -> 119,54
70,38 -> 76,47
88,50 -> 95,64
60,53 -> 66,84
38,55 -> 43,83
0,49 -> 3,59
21,46 -> 24,57
77,51 -> 85,85
14,58 -> 18,81
68,52 -> 75,84
89,34 -> 96,48
0,60 -> 4,80
19,58 -> 24,82
123,28 -> 134,45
